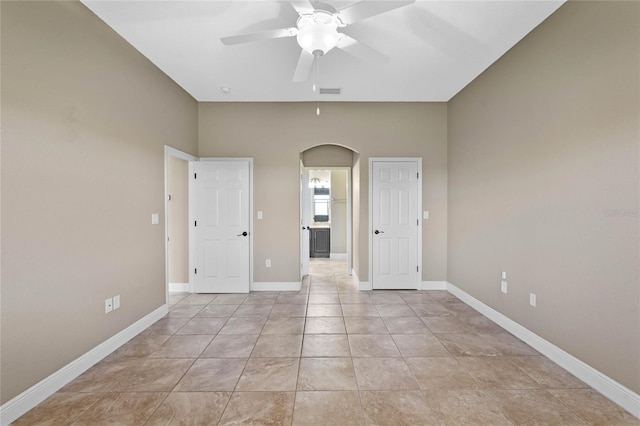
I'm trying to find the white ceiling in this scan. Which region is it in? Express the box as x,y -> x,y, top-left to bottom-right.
81,0 -> 564,102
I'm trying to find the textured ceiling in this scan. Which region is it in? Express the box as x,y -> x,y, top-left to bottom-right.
81,0 -> 565,102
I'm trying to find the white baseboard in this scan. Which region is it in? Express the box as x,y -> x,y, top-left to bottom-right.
446,281 -> 640,420
352,269 -> 371,291
168,282 -> 189,292
251,281 -> 301,292
330,253 -> 347,260
0,304 -> 168,426
419,281 -> 447,290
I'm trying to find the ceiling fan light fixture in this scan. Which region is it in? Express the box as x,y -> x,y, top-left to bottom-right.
296,12 -> 341,55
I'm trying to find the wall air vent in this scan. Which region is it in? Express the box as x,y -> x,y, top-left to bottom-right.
319,88 -> 341,95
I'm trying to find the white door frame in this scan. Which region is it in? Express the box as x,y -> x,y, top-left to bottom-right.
164,146 -> 198,303
300,163 -> 310,278
368,157 -> 422,290
193,157 -> 254,293
300,165 -> 353,276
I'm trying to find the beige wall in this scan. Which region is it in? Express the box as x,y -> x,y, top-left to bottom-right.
0,0 -> 198,403
198,102 -> 448,283
330,170 -> 348,254
168,156 -> 189,283
448,1 -> 639,393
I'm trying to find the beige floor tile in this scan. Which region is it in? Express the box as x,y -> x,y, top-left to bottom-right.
435,333 -> 502,356
399,293 -> 436,304
218,317 -> 266,334
243,292 -> 279,304
440,301 -> 481,316
298,358 -> 358,391
405,357 -> 478,390
141,317 -> 190,335
148,335 -> 213,358
269,303 -> 308,317
425,291 -> 460,302
145,392 -> 231,425
488,389 -> 587,425
305,317 -> 346,334
341,304 -> 380,317
457,357 -> 540,389
235,358 -> 299,391
361,391 -> 440,425
174,358 -> 246,391
252,334 -> 303,357
196,304 -> 239,317
344,317 -> 389,334
168,293 -> 188,306
293,391 -> 365,426
114,358 -> 194,392
218,392 -> 295,426
479,332 -> 540,356
352,358 -> 419,390
208,294 -> 247,304
425,389 -> 514,425
409,302 -> 452,317
177,294 -> 217,305
548,389 -> 640,425
421,315 -> 472,333
60,360 -> 129,393
168,304 -> 206,318
232,303 -> 273,317
72,392 -> 166,425
310,285 -> 339,294
302,334 -> 351,357
339,293 -> 373,304
261,317 -> 305,334
175,317 -> 227,335
276,293 -> 309,304
349,334 -> 401,357
309,293 -> 341,304
103,334 -> 170,361
13,392 -> 102,425
375,304 -> 417,317
392,334 -> 450,357
307,304 -> 343,317
383,316 -> 431,334
457,315 -> 505,333
507,356 -> 588,389
201,334 -> 258,358
370,293 -> 406,304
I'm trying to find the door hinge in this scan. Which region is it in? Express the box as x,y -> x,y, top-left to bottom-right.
195,268 -> 198,275
194,220 -> 197,227
417,172 -> 419,179
417,219 -> 419,226
194,173 -> 197,179
417,266 -> 419,272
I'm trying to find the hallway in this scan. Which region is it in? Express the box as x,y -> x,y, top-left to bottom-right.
14,259 -> 637,424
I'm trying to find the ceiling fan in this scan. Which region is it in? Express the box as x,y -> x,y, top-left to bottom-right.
220,0 -> 415,83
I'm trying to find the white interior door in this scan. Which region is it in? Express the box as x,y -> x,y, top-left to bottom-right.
193,160 -> 250,293
371,160 -> 420,289
300,166 -> 310,278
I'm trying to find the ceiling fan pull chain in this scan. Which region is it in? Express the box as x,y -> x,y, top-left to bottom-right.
316,53 -> 321,115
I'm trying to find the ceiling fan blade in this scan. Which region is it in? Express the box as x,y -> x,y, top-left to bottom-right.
290,0 -> 315,15
338,0 -> 415,25
220,27 -> 298,46
292,50 -> 315,82
337,34 -> 389,64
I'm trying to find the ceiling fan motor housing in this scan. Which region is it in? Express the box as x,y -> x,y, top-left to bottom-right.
296,10 -> 342,56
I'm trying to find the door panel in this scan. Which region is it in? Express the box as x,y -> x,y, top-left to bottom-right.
194,160 -> 250,293
372,160 -> 419,289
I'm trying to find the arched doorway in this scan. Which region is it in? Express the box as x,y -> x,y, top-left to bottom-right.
299,144 -> 359,279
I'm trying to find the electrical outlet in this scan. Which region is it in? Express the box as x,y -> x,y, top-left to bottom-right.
266,259 -> 271,268
529,293 -> 537,307
105,298 -> 113,313
501,281 -> 508,294
501,271 -> 507,280
113,295 -> 120,310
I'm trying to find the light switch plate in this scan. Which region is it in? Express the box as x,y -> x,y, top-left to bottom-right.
501,281 -> 508,293
113,295 -> 120,310
529,293 -> 537,307
257,211 -> 263,219
151,213 -> 159,225
423,211 -> 429,219
502,271 -> 507,280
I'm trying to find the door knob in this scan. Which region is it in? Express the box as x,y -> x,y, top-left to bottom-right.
374,230 -> 384,234
237,231 -> 248,236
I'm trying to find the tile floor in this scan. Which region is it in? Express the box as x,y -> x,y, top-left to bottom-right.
14,259 -> 639,425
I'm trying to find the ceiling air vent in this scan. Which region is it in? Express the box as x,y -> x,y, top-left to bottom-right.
319,88 -> 341,95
